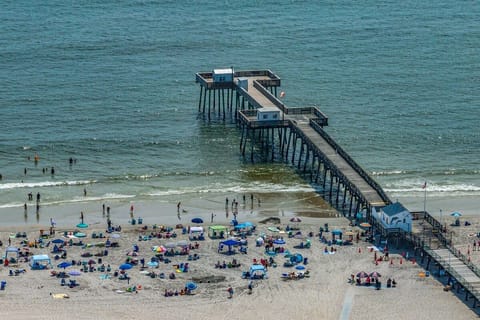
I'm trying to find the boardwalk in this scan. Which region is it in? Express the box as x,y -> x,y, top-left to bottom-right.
429,248 -> 480,305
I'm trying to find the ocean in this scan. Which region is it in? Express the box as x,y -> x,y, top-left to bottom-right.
1,0 -> 479,226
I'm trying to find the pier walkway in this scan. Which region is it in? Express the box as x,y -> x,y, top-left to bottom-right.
196,69 -> 390,214
428,248 -> 480,306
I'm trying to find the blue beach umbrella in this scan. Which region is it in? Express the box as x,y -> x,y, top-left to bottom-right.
273,239 -> 286,245
450,211 -> 462,218
186,281 -> 198,291
76,223 -> 89,229
119,263 -> 133,270
295,265 -> 306,270
52,238 -> 65,244
57,261 -> 72,269
68,270 -> 81,276
191,218 -> 203,224
331,229 -> 343,235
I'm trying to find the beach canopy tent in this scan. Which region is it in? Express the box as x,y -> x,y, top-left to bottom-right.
4,247 -> 19,262
234,222 -> 254,231
249,264 -> 267,279
189,226 -> 204,236
30,254 -> 52,270
218,239 -> 241,254
208,225 -> 229,239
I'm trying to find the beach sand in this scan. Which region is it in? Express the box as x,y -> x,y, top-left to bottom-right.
1,197 -> 478,320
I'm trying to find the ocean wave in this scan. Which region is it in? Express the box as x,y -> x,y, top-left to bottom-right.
0,180 -> 96,190
372,170 -> 406,176
0,193 -> 136,209
147,182 -> 315,197
385,183 -> 480,193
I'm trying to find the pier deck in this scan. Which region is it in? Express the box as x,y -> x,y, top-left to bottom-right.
196,69 -> 389,211
429,248 -> 480,303
235,72 -> 387,208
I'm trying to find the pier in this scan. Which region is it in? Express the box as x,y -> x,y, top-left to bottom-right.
196,69 -> 390,218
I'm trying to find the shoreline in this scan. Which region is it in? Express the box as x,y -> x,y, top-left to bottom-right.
1,187 -> 478,229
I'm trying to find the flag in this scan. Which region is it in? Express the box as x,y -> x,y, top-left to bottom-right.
422,181 -> 427,189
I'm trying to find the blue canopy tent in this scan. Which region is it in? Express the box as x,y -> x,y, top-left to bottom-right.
4,247 -> 19,263
30,254 -> 52,270
249,264 -> 267,279
218,239 -> 241,255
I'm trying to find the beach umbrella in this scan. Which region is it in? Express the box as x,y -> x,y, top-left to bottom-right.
290,217 -> 301,223
119,263 -> 133,270
152,245 -> 166,253
147,261 -> 159,268
295,265 -> 306,270
165,242 -> 176,249
88,259 -> 96,265
74,232 -> 86,238
186,281 -> 198,291
273,239 -> 286,245
52,238 -> 65,244
359,222 -> 371,228
369,271 -> 381,278
76,223 -> 89,229
191,218 -> 203,224
450,211 -> 462,218
68,270 -> 81,276
356,271 -> 369,278
176,240 -> 189,247
331,229 -> 343,235
57,261 -> 72,269
110,233 -> 121,239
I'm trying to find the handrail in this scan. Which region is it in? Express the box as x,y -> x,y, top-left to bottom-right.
309,121 -> 391,205
289,124 -> 368,207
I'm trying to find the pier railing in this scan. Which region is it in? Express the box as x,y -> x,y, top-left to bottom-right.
425,247 -> 480,298
423,210 -> 480,279
309,120 -> 391,206
289,124 -> 368,208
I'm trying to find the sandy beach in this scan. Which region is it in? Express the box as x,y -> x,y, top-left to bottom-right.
0,196 -> 478,320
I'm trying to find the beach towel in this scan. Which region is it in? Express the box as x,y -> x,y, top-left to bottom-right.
51,293 -> 70,299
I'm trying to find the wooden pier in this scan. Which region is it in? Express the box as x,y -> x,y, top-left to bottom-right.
196,69 -> 390,218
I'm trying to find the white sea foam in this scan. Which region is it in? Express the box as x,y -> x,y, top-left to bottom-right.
147,183 -> 315,197
0,180 -> 95,190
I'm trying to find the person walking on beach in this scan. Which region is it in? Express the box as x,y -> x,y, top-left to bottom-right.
130,204 -> 134,219
227,286 -> 234,299
83,188 -> 87,197
211,212 -> 215,223
102,203 -> 105,216
80,211 -> 84,224
177,202 -> 181,213
36,192 -> 41,203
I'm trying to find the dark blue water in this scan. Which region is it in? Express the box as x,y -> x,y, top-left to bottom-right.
1,0 -> 479,213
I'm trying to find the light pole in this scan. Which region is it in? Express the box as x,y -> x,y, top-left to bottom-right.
440,209 -> 443,232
